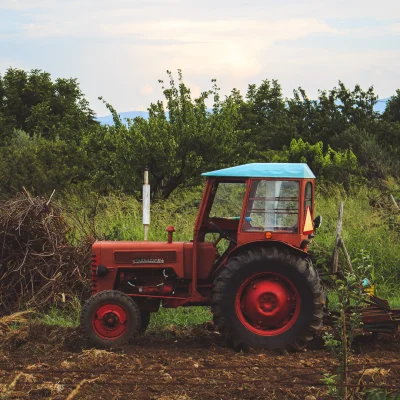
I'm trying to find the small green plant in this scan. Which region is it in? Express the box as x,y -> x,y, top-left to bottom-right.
322,250 -> 371,399
320,372 -> 339,397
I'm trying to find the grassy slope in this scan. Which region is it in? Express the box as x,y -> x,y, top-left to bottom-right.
314,187 -> 400,304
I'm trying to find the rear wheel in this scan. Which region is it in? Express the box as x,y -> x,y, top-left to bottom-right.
81,290 -> 141,348
212,247 -> 324,351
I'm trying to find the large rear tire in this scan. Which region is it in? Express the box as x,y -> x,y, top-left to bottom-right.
212,247 -> 324,351
81,290 -> 141,348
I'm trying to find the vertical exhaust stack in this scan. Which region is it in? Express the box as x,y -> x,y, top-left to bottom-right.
143,168 -> 150,241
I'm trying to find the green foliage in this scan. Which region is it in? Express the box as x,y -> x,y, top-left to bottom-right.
322,251 -> 370,399
311,188 -> 400,293
0,68 -> 97,145
148,306 -> 212,332
364,389 -> 400,400
275,139 -> 360,190
1,66 -> 400,203
120,71 -> 249,198
382,89 -> 400,123
40,297 -> 81,328
238,79 -> 294,151
320,372 -> 339,397
287,82 -> 378,143
0,130 -> 90,195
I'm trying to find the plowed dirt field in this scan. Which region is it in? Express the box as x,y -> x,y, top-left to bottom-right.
0,324 -> 399,399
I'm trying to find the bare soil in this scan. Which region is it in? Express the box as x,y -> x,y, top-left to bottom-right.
0,324 -> 399,399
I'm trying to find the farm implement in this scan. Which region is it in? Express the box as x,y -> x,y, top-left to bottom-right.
80,163 -> 399,350
361,295 -> 400,334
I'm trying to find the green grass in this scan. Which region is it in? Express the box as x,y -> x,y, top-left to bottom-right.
388,295 -> 400,308
312,187 -> 400,296
39,304 -> 212,333
40,297 -> 81,328
65,187 -> 203,243
148,306 -> 212,331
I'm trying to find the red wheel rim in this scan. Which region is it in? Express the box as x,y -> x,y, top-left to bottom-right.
235,272 -> 300,336
92,304 -> 128,340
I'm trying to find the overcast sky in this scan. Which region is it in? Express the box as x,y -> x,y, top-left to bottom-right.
0,0 -> 399,115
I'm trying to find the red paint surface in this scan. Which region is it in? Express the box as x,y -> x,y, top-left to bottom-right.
235,272 -> 301,336
92,304 -> 128,340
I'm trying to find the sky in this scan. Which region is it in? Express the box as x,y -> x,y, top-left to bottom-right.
0,0 -> 399,116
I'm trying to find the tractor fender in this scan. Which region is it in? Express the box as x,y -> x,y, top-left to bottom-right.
227,240 -> 309,262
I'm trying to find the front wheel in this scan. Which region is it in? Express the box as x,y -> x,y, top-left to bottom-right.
81,290 -> 141,348
212,247 -> 325,351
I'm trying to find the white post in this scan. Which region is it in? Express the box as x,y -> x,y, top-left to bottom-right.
143,168 -> 150,240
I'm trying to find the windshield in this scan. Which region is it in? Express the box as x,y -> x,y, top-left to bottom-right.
209,182 -> 247,219
244,180 -> 299,232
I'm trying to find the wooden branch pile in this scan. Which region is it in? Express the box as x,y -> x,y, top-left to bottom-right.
0,190 -> 92,314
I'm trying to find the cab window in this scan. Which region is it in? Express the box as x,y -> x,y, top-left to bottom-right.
305,182 -> 313,213
244,180 -> 299,232
209,182 -> 247,219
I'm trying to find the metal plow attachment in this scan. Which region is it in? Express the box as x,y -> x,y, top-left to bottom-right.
361,295 -> 400,334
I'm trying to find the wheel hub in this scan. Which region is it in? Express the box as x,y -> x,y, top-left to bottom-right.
104,312 -> 120,328
236,273 -> 299,335
92,304 -> 128,339
259,293 -> 278,313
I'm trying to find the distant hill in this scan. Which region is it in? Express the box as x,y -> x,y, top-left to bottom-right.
96,111 -> 149,125
96,98 -> 390,125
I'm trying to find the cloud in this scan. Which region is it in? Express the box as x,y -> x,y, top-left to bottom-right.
141,84 -> 153,95
1,0 -> 399,114
346,23 -> 400,38
93,18 -> 336,79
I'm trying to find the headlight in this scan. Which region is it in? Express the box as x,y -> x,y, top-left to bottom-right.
96,265 -> 108,277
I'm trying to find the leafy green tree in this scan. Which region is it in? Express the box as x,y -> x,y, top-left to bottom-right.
0,130 -> 90,195
382,89 -> 400,123
287,82 -> 378,147
0,68 -> 97,145
238,79 -> 295,150
98,70 -> 250,199
275,139 -> 360,190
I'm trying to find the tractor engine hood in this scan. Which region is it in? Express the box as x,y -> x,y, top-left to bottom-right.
93,240 -> 183,266
92,240 -> 216,280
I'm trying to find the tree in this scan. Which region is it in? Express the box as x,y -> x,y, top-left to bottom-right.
0,130 -> 90,195
274,138 -> 360,190
238,79 -> 294,151
99,70 -> 250,199
0,68 -> 98,145
287,82 -> 379,147
382,89 -> 400,123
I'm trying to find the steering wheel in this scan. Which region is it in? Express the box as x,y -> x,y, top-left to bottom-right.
209,221 -> 237,245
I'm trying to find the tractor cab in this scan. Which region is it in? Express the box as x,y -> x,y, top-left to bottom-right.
196,163 -> 317,260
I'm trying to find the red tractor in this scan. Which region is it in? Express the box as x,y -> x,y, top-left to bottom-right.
81,163 -> 325,351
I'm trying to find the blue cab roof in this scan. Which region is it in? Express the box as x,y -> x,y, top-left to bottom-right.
202,163 -> 315,179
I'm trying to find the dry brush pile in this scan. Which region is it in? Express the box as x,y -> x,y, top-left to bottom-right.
0,190 -> 93,315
